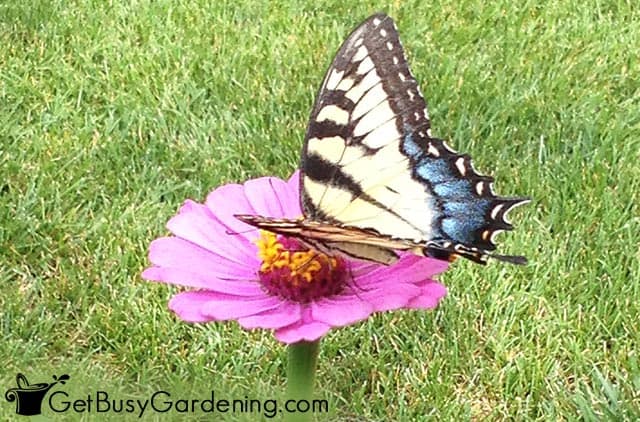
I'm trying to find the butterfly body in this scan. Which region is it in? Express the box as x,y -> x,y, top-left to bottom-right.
235,214 -> 419,265
236,13 -> 529,266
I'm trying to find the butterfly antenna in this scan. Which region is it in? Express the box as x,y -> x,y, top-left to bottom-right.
225,227 -> 257,236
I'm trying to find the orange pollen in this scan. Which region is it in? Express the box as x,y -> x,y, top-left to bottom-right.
254,231 -> 347,302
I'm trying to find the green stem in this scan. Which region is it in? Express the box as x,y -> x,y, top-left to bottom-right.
285,340 -> 320,421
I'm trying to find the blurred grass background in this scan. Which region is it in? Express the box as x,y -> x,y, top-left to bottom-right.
1,0 -> 639,420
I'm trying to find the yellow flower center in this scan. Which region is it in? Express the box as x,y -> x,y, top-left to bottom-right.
254,231 -> 346,302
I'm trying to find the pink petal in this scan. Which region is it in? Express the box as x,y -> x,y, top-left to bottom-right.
275,321 -> 332,344
201,295 -> 283,320
205,184 -> 259,243
357,255 -> 448,288
244,177 -> 287,218
311,297 -> 374,326
277,172 -> 302,217
287,170 -> 300,194
270,176 -> 303,218
406,281 -> 448,309
167,200 -> 259,266
205,183 -> 255,214
348,261 -> 382,278
350,283 -> 422,312
142,266 -> 263,296
237,302 -> 302,329
169,291 -> 225,322
147,237 -> 255,280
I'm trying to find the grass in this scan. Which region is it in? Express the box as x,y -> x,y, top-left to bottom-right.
1,0 -> 639,420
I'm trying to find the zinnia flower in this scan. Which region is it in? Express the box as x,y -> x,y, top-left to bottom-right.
142,171 -> 448,344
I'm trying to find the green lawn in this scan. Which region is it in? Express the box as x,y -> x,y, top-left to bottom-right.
2,0 -> 639,420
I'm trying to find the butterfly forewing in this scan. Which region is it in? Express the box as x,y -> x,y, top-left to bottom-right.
302,14 -> 438,243
299,13 -> 528,264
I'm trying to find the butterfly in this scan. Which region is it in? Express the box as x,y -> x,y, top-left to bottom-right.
235,13 -> 529,266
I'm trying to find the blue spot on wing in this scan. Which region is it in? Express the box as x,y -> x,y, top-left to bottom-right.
401,132 -> 422,159
403,133 -> 464,187
442,216 -> 485,244
441,198 -> 492,243
443,199 -> 491,216
433,180 -> 473,199
416,159 -> 450,184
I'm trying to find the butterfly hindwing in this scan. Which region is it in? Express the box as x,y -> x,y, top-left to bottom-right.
299,13 -> 528,264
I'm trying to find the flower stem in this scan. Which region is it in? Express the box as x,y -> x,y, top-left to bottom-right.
286,340 -> 320,421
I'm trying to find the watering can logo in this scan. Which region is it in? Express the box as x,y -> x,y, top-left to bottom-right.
5,373 -> 70,416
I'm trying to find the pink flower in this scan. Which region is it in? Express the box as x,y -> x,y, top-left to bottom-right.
142,171 -> 448,344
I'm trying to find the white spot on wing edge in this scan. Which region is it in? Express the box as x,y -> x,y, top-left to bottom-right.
386,41 -> 393,50
441,141 -> 457,153
380,28 -> 387,37
373,17 -> 382,26
455,157 -> 466,176
490,203 -> 504,220
427,143 -> 440,157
